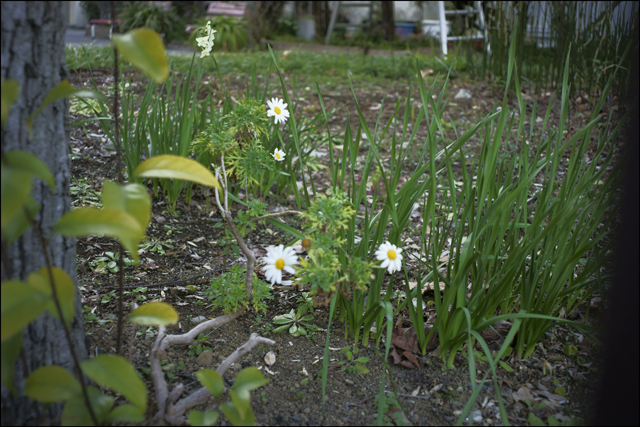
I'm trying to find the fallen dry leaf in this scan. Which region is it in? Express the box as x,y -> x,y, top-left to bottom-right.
512,386 -> 537,404
402,351 -> 420,368
392,327 -> 420,354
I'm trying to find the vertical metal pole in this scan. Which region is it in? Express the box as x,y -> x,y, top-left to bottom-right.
326,1 -> 341,44
475,0 -> 490,55
438,1 -> 447,56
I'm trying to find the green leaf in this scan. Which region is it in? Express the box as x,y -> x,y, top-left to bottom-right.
101,182 -> 151,231
528,412 -> 547,427
355,357 -> 369,364
1,280 -> 49,341
355,364 -> 370,374
112,28 -> 169,83
105,404 -> 145,423
24,365 -> 81,402
25,80 -> 107,139
133,155 -> 220,189
563,345 -> 578,357
195,369 -> 224,398
80,354 -> 147,412
229,388 -> 251,420
129,302 -> 178,326
54,207 -> 144,263
61,386 -> 114,426
220,400 -> 255,426
2,197 -> 40,246
4,150 -> 55,190
27,267 -> 76,328
233,367 -> 269,393
554,386 -> 566,397
498,360 -> 514,372
1,331 -> 22,395
272,324 -> 290,333
1,78 -> 19,127
272,317 -> 291,325
1,166 -> 32,230
188,410 -> 220,426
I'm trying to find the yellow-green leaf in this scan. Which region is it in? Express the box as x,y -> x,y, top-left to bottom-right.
1,280 -> 49,341
105,404 -> 145,424
102,182 -> 151,231
1,330 -> 22,395
220,400 -> 254,426
233,367 -> 269,392
228,388 -> 251,420
54,207 -> 144,263
188,410 -> 220,427
1,166 -> 32,230
1,79 -> 19,127
112,29 -> 169,83
195,369 -> 224,397
25,80 -> 108,139
129,302 -> 179,326
24,365 -> 81,402
80,355 -> 147,413
61,386 -> 114,426
4,150 -> 55,190
2,197 -> 39,246
27,267 -> 76,328
133,155 -> 220,189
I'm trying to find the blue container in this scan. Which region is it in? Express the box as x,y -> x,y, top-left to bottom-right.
395,23 -> 416,38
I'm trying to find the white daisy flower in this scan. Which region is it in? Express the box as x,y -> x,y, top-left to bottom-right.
272,148 -> 286,162
196,21 -> 216,58
375,241 -> 403,274
266,98 -> 290,125
263,244 -> 298,284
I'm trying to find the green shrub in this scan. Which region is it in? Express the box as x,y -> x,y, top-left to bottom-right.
118,1 -> 186,44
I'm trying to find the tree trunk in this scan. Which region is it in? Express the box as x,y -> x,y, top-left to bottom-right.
312,1 -> 324,41
1,2 -> 87,425
381,1 -> 395,42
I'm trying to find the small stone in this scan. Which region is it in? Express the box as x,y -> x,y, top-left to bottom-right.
196,350 -> 213,366
345,379 -> 354,386
190,315 -> 206,324
455,88 -> 472,99
303,406 -> 311,414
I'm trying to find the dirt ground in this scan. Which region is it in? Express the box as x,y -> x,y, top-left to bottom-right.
67,62 -> 625,426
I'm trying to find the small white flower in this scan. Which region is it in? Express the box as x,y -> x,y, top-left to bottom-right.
263,244 -> 298,284
375,241 -> 403,274
272,148 -> 286,162
266,97 -> 290,125
196,21 -> 216,58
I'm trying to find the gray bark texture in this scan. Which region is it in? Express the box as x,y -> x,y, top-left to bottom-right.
1,2 -> 88,425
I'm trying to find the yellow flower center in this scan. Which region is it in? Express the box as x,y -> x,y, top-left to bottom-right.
274,106 -> 281,115
387,250 -> 397,260
275,153 -> 281,159
275,258 -> 285,270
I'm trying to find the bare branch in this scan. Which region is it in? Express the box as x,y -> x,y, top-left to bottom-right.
165,333 -> 275,424
217,333 -> 275,376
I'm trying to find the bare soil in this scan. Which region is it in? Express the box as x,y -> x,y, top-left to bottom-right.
67,63 -> 625,426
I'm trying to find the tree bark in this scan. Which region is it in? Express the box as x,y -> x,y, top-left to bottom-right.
1,2 -> 87,425
381,1 -> 395,42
